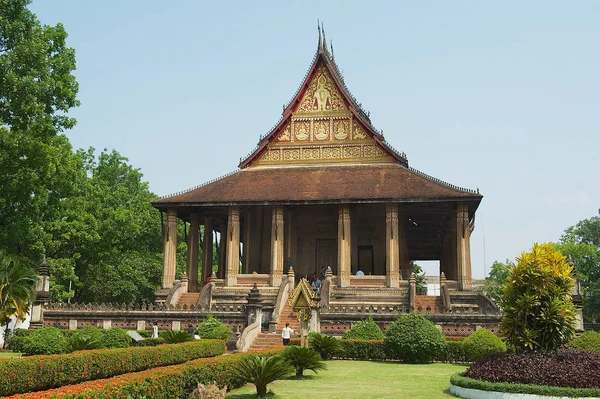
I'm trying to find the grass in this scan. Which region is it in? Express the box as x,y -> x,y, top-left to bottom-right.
0,352 -> 21,359
227,360 -> 466,399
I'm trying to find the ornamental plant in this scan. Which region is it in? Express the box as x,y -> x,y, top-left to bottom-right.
19,327 -> 68,355
500,243 -> 576,352
570,331 -> 600,355
462,328 -> 506,362
307,332 -> 341,360
161,330 -> 194,344
342,316 -> 384,340
282,346 -> 327,377
384,313 -> 446,363
196,315 -> 233,341
234,355 -> 293,397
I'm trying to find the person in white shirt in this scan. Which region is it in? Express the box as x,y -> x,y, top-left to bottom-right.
281,322 -> 293,346
152,322 -> 159,338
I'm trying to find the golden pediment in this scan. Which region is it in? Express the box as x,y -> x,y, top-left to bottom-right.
297,66 -> 347,113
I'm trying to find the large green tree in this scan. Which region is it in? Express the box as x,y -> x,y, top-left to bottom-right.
0,0 -> 79,261
557,215 -> 600,321
481,259 -> 513,306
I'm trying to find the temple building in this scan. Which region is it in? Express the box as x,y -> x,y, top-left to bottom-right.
152,29 -> 481,297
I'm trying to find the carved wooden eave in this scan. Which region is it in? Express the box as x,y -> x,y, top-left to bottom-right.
289,278 -> 317,311
238,29 -> 408,169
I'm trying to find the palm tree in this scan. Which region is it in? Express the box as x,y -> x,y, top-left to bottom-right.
0,251 -> 37,348
234,355 -> 293,397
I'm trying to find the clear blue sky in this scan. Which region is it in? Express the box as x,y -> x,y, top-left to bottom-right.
30,1 -> 600,278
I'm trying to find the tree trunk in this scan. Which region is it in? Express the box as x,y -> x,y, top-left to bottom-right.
256,384 -> 267,397
296,368 -> 304,377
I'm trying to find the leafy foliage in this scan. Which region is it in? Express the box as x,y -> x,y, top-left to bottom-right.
441,340 -> 468,363
569,331 -> 600,355
234,355 -> 293,397
307,332 -> 341,360
282,346 -> 327,377
411,261 -> 427,294
461,328 -> 506,362
67,335 -> 102,352
384,313 -> 446,363
336,339 -> 389,361
196,315 -> 232,341
500,243 -> 576,352
464,349 -> 600,388
160,330 -> 194,344
481,260 -> 512,306
0,251 -> 36,345
342,316 -> 384,340
18,327 -> 69,355
0,340 -> 225,397
100,328 -> 131,348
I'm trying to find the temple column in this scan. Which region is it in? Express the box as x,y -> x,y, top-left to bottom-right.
225,206 -> 240,286
270,206 -> 284,286
338,204 -> 351,287
161,207 -> 177,289
456,203 -> 473,290
201,217 -> 213,286
218,224 -> 227,279
186,213 -> 200,292
386,203 -> 400,288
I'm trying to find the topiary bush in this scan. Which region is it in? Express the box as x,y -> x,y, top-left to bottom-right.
196,316 -> 233,341
19,327 -> 68,355
100,328 -> 131,348
465,349 -> 600,388
570,331 -> 600,355
342,316 -> 384,340
384,313 -> 446,363
439,340 -> 467,363
336,340 -> 389,361
307,332 -> 341,360
462,328 -> 506,362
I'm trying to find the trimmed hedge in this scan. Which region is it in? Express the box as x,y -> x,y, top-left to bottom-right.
136,337 -> 165,347
570,331 -> 600,355
3,348 -> 282,399
336,340 -> 388,361
440,340 -> 467,363
384,313 -> 446,363
461,328 -> 506,362
0,340 -> 225,397
451,373 -> 600,398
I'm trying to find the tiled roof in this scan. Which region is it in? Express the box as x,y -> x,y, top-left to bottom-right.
152,164 -> 481,207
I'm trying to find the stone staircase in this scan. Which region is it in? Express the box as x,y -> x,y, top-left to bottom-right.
248,333 -> 285,351
177,293 -> 200,308
275,301 -> 300,332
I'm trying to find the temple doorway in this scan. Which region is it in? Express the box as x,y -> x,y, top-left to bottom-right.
358,245 -> 374,275
316,239 -> 336,276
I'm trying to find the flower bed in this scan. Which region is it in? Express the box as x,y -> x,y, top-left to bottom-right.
4,348 -> 282,399
0,340 -> 225,397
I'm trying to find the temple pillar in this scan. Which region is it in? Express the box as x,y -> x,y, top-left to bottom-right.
338,204 -> 351,287
201,217 -> 213,286
161,207 -> 177,289
186,213 -> 200,292
270,205 -> 284,286
218,224 -> 227,279
386,203 -> 400,288
225,206 -> 240,286
456,203 -> 473,290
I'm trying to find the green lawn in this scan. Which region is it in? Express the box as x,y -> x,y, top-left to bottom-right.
0,352 -> 21,359
227,360 -> 466,399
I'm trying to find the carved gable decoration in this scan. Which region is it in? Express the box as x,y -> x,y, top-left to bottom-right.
289,278 -> 316,311
297,66 -> 347,113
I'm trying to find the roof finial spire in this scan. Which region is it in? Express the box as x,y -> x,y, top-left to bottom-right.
330,39 -> 335,62
321,22 -> 328,54
317,20 -> 322,50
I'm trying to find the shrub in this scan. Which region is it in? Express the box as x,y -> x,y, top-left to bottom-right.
196,315 -> 233,341
282,346 -> 327,377
570,331 -> 600,355
234,355 -> 293,397
101,328 -> 131,348
451,373 -> 600,398
0,340 -> 225,396
462,328 -> 506,362
500,243 -> 576,352
161,330 -> 194,343
137,337 -> 165,347
72,326 -> 104,345
68,335 -> 102,352
1,349 -> 282,399
19,327 -> 68,355
343,316 -> 384,340
464,349 -> 600,388
6,329 -> 33,352
439,340 -> 467,363
307,332 -> 340,360
384,313 -> 446,363
136,330 -> 152,338
336,340 -> 389,361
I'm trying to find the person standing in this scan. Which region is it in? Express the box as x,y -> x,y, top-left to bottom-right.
282,322 -> 293,346
152,322 -> 159,338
